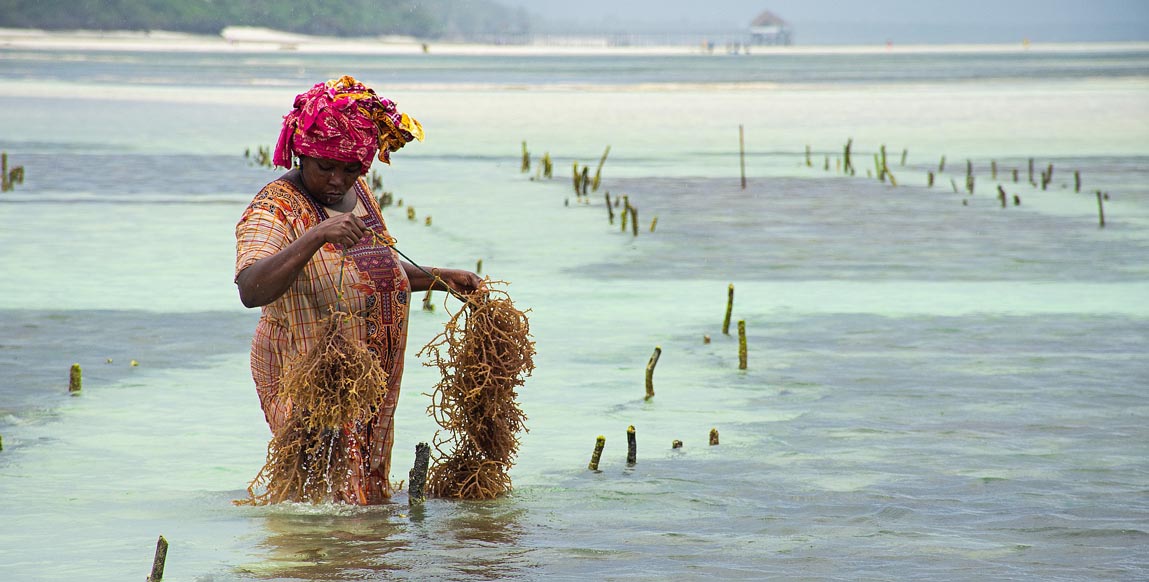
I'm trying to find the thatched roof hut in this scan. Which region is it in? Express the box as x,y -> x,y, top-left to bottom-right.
749,10 -> 792,45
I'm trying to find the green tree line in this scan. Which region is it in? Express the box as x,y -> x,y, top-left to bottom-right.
0,0 -> 531,39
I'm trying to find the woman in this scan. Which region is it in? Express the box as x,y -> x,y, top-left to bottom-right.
235,75 -> 482,504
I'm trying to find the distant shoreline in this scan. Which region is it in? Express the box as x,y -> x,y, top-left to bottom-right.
2,27 -> 1148,57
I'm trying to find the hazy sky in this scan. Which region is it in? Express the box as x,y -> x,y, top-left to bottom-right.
497,0 -> 1149,44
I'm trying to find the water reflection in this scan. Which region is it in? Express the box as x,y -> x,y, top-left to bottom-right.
241,498 -> 533,581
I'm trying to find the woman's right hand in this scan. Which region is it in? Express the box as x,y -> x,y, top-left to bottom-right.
313,213 -> 368,248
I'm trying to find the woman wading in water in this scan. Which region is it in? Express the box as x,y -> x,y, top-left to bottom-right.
235,75 -> 482,504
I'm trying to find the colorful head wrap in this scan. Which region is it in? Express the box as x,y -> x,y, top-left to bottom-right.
273,75 -> 424,174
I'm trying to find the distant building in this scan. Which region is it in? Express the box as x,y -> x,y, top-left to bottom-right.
749,10 -> 792,45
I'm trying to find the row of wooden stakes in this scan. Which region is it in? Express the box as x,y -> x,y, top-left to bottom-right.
805,138 -> 1112,227
586,426 -> 722,471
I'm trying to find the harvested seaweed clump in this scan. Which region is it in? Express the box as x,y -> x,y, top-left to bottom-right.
419,282 -> 535,500
241,313 -> 388,505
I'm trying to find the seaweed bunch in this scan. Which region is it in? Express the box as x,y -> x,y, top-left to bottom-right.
419,282 -> 535,500
241,313 -> 388,505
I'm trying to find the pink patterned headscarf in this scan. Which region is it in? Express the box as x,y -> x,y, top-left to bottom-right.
273,75 -> 424,174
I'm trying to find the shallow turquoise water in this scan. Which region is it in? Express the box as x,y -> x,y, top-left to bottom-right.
1,47 -> 1148,581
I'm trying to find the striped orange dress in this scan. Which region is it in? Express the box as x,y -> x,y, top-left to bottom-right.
235,176 -> 410,504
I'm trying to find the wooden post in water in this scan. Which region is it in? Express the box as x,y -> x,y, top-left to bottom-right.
604,192 -> 614,224
645,346 -> 661,400
146,535 -> 168,582
581,167 -> 589,195
991,160 -> 997,180
805,145 -> 812,167
620,198 -> 629,232
709,428 -> 720,446
572,161 -> 581,194
938,155 -> 946,173
409,442 -> 430,505
592,145 -> 610,192
900,148 -> 907,166
626,425 -> 637,466
630,205 -> 639,237
1096,191 -> 1106,228
1013,168 -> 1019,183
722,284 -> 734,335
521,141 -> 529,173
844,138 -> 854,175
1075,171 -> 1081,193
649,217 -> 658,232
69,363 -> 81,393
739,125 -> 746,190
1,152 -> 7,192
928,172 -> 935,187
1028,158 -> 1035,185
998,185 -> 1008,208
737,320 -> 747,370
422,290 -> 434,311
588,436 -> 605,470
476,259 -> 482,274
672,439 -> 683,449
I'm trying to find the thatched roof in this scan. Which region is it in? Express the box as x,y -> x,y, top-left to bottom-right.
751,11 -> 788,27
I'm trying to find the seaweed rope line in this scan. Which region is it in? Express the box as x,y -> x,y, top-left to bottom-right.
367,231 -> 471,304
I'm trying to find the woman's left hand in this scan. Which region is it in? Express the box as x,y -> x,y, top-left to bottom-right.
440,269 -> 486,296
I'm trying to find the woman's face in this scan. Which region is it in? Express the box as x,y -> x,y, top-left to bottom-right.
298,156 -> 363,206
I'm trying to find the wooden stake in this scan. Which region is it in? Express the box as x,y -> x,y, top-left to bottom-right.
722,284 -> 734,335
146,535 -> 168,582
588,436 -> 605,470
422,290 -> 434,311
1097,191 -> 1106,228
620,199 -> 629,232
626,425 -> 637,466
938,155 -> 946,173
928,172 -> 934,187
592,145 -> 610,192
69,363 -> 81,393
739,125 -> 746,190
1028,158 -> 1034,185
572,161 -> 581,194
581,167 -> 589,195
672,439 -> 683,449
844,138 -> 854,175
645,346 -> 661,400
805,145 -> 812,167
649,216 -> 658,232
521,141 -> 529,173
900,148 -> 907,166
738,320 -> 747,369
709,428 -> 720,446
409,442 -> 430,505
630,205 -> 639,237
991,160 -> 997,180
703,335 -> 711,344
1013,168 -> 1019,183
998,185 -> 1008,208
1075,170 -> 1081,193
604,192 -> 614,224
476,259 -> 483,274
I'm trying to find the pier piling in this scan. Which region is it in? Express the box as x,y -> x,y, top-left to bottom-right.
588,436 -> 606,471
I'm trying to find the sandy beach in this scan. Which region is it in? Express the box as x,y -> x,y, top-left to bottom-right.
4,26 -> 1148,57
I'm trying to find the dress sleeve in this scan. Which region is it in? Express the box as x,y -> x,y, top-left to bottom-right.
235,187 -> 297,281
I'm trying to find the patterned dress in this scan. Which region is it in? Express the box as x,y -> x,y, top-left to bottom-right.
235,176 -> 410,504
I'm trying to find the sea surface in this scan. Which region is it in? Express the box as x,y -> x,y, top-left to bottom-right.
1,44 -> 1148,581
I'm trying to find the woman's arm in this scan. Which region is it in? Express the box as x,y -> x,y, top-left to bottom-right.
403,262 -> 485,296
237,213 -> 368,308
